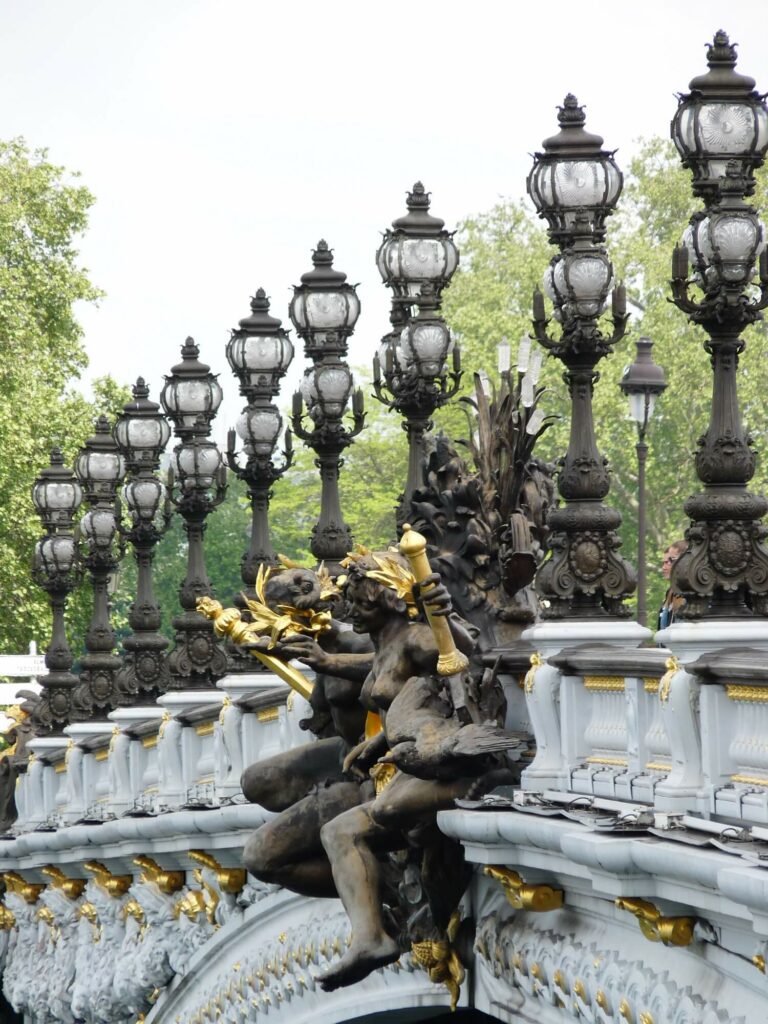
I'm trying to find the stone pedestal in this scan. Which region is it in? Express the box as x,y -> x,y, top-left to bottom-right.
62,721 -> 114,822
520,620 -> 651,791
107,705 -> 166,814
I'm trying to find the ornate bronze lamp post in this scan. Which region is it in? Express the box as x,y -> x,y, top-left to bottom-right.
161,338 -> 228,688
619,339 -> 668,627
72,416 -> 127,717
113,379 -> 173,701
373,286 -> 462,519
226,288 -> 294,582
668,31 -> 768,618
528,95 -> 635,618
373,185 -> 462,516
31,449 -> 83,732
289,241 -> 364,572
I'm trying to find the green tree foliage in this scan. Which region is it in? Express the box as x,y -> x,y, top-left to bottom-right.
0,138 -> 127,652
442,138 -> 768,620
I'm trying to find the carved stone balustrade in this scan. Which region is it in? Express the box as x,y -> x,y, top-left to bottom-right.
545,644 -> 672,802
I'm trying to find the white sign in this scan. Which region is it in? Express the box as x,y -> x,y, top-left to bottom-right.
0,655 -> 48,678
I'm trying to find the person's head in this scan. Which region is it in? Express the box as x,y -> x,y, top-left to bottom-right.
662,540 -> 688,580
343,552 -> 414,635
264,568 -> 322,611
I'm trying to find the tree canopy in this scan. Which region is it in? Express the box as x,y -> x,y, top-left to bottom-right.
0,139 -> 127,653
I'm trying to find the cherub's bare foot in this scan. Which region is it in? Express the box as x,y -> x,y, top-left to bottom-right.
318,935 -> 400,991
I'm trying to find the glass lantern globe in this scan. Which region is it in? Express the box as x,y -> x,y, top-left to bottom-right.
307,363 -> 353,420
161,338 -> 224,437
544,251 -> 613,320
671,31 -> 768,202
123,477 -> 166,522
173,441 -> 222,491
36,534 -> 77,577
691,208 -> 766,287
527,94 -> 622,246
376,183 -> 459,302
114,379 -> 171,471
400,318 -> 450,379
79,508 -> 117,549
75,415 -> 126,501
236,405 -> 282,456
289,241 -> 361,357
32,450 -> 83,529
226,288 -> 295,399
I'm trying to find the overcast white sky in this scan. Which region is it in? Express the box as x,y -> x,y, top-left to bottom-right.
3,0 -> 768,438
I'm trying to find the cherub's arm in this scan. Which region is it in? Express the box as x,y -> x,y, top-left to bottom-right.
249,635 -> 373,682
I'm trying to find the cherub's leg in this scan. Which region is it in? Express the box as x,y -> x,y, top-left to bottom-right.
318,799 -> 401,990
241,736 -> 346,812
243,780 -> 361,898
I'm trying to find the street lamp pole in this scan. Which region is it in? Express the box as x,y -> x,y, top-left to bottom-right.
669,32 -> 768,618
527,95 -> 635,618
113,379 -> 173,702
161,338 -> 228,688
620,338 -> 668,627
225,288 -> 295,587
30,449 -> 83,733
373,184 -> 461,519
72,415 -> 127,718
289,241 -> 364,573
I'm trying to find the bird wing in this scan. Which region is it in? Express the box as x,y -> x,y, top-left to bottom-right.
447,723 -> 527,757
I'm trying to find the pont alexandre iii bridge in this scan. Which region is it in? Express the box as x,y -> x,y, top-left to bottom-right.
3,26 -> 768,1024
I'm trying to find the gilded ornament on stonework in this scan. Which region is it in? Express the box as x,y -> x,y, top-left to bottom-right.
584,676 -> 624,692
614,896 -> 695,946
726,683 -> 768,703
189,849 -> 246,894
411,910 -> 465,1011
218,695 -> 232,724
41,865 -> 86,900
484,865 -> 564,912
399,524 -> 469,676
0,905 -> 15,930
752,953 -> 766,973
84,856 -> 134,897
133,855 -> 185,894
658,656 -> 679,704
174,887 -> 208,922
524,653 -> 544,694
3,871 -> 44,904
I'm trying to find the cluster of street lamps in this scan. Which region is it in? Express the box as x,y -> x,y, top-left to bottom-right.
27,29 -> 768,733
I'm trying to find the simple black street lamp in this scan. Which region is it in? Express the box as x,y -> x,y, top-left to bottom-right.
290,242 -> 365,572
31,449 -> 83,732
72,416 -> 126,718
161,338 -> 228,688
372,183 -> 461,521
669,31 -> 768,618
226,288 -> 294,584
620,339 -> 668,627
528,96 -> 635,618
113,379 -> 173,702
